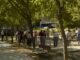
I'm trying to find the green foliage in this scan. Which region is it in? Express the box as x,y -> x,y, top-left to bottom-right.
0,0 -> 80,29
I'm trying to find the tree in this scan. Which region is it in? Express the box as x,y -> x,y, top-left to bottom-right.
55,0 -> 68,60
55,0 -> 78,60
0,0 -> 79,59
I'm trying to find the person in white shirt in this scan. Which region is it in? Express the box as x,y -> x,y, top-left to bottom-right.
65,30 -> 72,46
77,28 -> 80,44
53,31 -> 59,47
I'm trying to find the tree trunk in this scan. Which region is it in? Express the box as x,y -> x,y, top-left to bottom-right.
55,0 -> 68,60
27,18 -> 34,48
58,17 -> 68,60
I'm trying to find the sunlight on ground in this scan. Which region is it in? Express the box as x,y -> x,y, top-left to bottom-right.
0,44 -> 11,47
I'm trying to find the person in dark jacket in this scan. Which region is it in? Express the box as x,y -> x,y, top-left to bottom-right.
27,32 -> 32,47
1,30 -> 4,41
39,30 -> 46,49
18,30 -> 23,46
33,31 -> 37,49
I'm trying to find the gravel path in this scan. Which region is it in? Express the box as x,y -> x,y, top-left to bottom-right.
0,41 -> 34,60
0,41 -> 80,60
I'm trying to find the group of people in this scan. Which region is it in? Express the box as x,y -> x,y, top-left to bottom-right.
39,30 -> 59,48
15,30 -> 60,49
16,30 -> 32,47
38,28 -> 80,48
0,29 -> 60,49
75,28 -> 80,44
1,28 -> 80,49
65,28 -> 80,45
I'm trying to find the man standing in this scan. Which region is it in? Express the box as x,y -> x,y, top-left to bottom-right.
18,30 -> 23,46
53,31 -> 59,47
33,31 -> 37,49
65,30 -> 72,46
27,32 -> 32,47
39,30 -> 46,49
77,28 -> 80,44
1,30 -> 4,41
